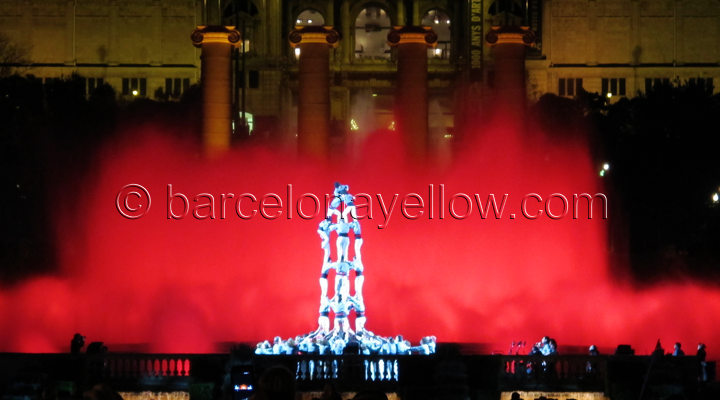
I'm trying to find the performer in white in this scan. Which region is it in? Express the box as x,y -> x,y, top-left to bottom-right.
327,182 -> 357,222
349,219 -> 364,305
317,219 -> 333,306
330,278 -> 366,335
326,182 -> 347,220
339,191 -> 356,222
318,219 -> 332,265
330,219 -> 351,263
316,301 -> 331,335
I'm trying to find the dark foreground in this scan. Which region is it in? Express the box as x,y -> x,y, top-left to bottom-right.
0,347 -> 717,400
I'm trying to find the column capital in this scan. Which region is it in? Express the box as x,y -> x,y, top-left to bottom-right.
191,25 -> 241,48
387,26 -> 437,48
288,26 -> 340,48
485,26 -> 536,46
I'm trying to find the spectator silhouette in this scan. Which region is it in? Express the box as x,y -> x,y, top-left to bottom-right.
672,342 -> 684,356
71,333 -> 85,354
697,343 -> 708,382
586,345 -> 600,376
588,344 -> 599,356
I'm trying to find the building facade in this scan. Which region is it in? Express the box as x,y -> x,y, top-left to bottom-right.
528,0 -> 720,101
0,0 -> 200,99
1,0 -> 719,140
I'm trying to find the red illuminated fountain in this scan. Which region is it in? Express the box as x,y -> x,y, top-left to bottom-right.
1,110 -> 719,360
0,17 -> 719,355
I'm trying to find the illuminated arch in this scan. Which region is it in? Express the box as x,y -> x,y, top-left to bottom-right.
353,4 -> 394,61
421,8 -> 451,60
295,8 -> 325,26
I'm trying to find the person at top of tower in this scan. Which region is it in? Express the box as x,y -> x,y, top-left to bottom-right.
327,182 -> 356,222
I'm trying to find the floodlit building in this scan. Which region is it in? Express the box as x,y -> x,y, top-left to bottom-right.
1,0 -> 719,140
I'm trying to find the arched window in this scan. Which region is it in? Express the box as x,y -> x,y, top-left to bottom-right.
421,9 -> 451,60
296,9 -> 324,26
354,6 -> 392,60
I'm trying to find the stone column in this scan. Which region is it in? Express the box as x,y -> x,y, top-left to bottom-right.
191,26 -> 241,158
485,26 -> 535,111
289,26 -> 340,159
387,26 -> 437,161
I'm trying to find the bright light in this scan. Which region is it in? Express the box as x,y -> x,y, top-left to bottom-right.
713,193 -> 719,203
388,121 -> 396,131
444,133 -> 453,139
446,19 -> 451,24
434,17 -> 439,24
239,112 -> 254,134
308,19 -> 312,24
350,118 -> 359,131
296,19 -> 301,24
131,90 -> 138,96
371,93 -> 378,97
294,47 -> 301,58
434,48 -> 442,56
606,92 -> 613,98
599,162 -> 610,177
